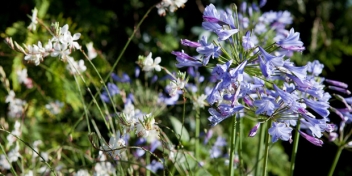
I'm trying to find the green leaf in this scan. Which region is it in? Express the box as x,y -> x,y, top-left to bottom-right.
170,116 -> 190,143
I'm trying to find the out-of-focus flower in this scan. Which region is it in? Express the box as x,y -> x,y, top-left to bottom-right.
86,42 -> 97,60
28,8 -> 38,31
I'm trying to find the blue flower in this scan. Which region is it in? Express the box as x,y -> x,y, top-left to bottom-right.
298,131 -> 323,146
146,160 -> 164,173
180,39 -> 201,48
242,31 -> 255,50
208,104 -> 244,127
171,51 -> 203,68
276,28 -> 305,51
112,73 -> 131,83
268,122 -> 293,143
196,36 -> 221,65
304,98 -> 330,118
253,96 -> 279,116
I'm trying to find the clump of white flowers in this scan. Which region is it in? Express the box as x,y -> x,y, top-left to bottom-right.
6,18 -> 87,75
156,0 -> 188,16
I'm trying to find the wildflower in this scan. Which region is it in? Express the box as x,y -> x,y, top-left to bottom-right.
140,52 -> 162,72
86,42 -> 97,60
112,73 -> 131,83
66,56 -> 87,74
24,41 -> 46,65
167,72 -> 187,96
268,122 -> 293,143
193,94 -> 208,109
45,100 -> 64,115
51,43 -> 71,61
146,160 -> 164,173
156,0 -> 188,16
28,8 -> 38,31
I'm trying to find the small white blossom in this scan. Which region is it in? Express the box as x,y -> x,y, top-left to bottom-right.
66,56 -> 87,75
5,91 -> 26,118
17,68 -> 28,84
94,151 -> 116,176
75,169 -> 90,176
168,78 -> 186,96
24,41 -> 46,65
27,8 -> 38,31
193,94 -> 208,109
156,0 -> 188,16
45,100 -> 64,115
0,155 -> 11,170
142,52 -> 162,72
7,121 -> 21,146
51,43 -> 71,61
135,114 -> 158,138
86,42 -> 98,60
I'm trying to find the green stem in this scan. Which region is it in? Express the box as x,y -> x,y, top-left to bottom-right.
328,146 -> 344,176
84,3 -> 157,115
195,108 -> 200,161
255,123 -> 264,176
290,120 -> 301,176
146,152 -> 151,176
262,119 -> 272,176
229,115 -> 238,176
238,117 -> 243,176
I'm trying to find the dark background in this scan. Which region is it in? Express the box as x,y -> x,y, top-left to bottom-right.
1,0 -> 352,175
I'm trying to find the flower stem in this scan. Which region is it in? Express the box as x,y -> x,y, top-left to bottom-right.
289,120 -> 301,176
328,145 -> 344,176
262,119 -> 272,176
229,115 -> 238,176
195,108 -> 200,161
238,117 -> 244,175
146,152 -> 151,176
254,123 -> 264,176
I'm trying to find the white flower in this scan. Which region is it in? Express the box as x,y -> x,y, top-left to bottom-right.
94,152 -> 116,175
45,100 -> 64,115
5,90 -> 15,103
193,94 -> 207,109
51,43 -> 71,61
0,154 -> 11,170
156,0 -> 187,16
66,56 -> 87,75
135,114 -> 158,138
75,169 -> 90,176
24,41 -> 46,65
168,78 -> 185,96
142,52 -> 161,72
86,42 -> 97,60
27,8 -> 38,31
6,92 -> 26,118
7,146 -> 20,163
7,121 -> 21,146
16,69 -> 28,83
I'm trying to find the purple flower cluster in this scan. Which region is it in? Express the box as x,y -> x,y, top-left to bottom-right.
170,3 -> 349,146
